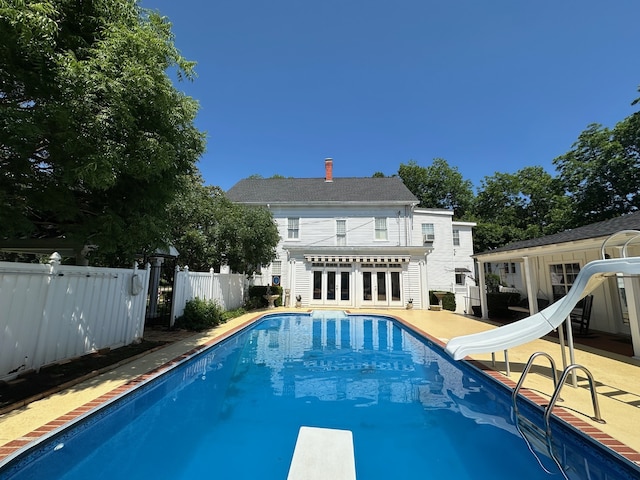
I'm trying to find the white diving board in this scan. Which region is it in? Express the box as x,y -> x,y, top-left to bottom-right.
287,426 -> 356,480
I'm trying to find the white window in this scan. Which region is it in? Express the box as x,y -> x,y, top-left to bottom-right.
422,223 -> 435,243
287,218 -> 299,239
550,263 -> 580,301
452,229 -> 460,246
271,260 -> 282,275
336,219 -> 346,246
375,217 -> 387,240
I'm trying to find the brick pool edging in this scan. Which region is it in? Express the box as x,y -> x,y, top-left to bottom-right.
392,315 -> 640,468
0,314 -> 262,463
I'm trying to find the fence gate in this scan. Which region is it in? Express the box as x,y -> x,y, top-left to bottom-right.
146,256 -> 177,327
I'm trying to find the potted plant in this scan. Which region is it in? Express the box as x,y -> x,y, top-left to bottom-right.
295,294 -> 302,308
406,298 -> 414,309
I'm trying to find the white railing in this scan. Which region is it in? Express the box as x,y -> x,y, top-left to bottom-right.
171,267 -> 246,324
0,255 -> 150,381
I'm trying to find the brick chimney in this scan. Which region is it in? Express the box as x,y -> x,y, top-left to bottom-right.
324,158 -> 333,182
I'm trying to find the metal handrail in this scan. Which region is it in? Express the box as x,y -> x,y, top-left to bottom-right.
511,352 -> 568,479
512,352 -> 561,413
600,229 -> 640,259
544,364 -> 605,438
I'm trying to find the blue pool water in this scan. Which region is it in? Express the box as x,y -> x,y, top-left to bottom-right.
1,313 -> 639,479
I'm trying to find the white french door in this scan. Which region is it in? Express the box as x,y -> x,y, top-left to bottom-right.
361,268 -> 402,307
312,265 -> 352,306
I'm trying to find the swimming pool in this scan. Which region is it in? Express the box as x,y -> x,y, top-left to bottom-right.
1,312 -> 639,479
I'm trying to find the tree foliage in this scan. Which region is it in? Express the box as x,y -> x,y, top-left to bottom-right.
471,167 -> 571,252
0,0 -> 205,262
398,159 -> 474,218
553,118 -> 640,226
167,174 -> 279,275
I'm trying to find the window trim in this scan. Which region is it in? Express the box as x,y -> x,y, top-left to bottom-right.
422,223 -> 435,243
452,229 -> 460,246
549,262 -> 581,301
336,219 -> 346,246
287,217 -> 300,240
374,217 -> 388,241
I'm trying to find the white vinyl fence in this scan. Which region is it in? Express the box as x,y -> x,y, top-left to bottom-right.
0,255 -> 150,381
171,267 -> 246,324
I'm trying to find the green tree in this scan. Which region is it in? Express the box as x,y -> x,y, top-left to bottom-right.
0,0 -> 205,263
472,167 -> 570,252
167,175 -> 279,275
553,118 -> 640,227
166,174 -> 221,271
212,198 -> 279,276
398,159 -> 474,218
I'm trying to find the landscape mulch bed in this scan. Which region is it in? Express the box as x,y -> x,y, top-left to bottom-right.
0,340 -> 168,414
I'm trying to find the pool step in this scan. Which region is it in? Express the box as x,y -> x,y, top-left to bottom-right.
287,426 -> 356,480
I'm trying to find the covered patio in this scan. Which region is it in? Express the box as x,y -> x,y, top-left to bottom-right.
472,217 -> 640,360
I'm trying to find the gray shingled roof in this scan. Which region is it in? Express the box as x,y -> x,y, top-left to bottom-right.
485,211 -> 640,254
226,177 -> 418,204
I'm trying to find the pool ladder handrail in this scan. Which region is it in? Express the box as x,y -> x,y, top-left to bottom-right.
512,353 -> 605,479
511,352 -> 568,478
512,352 -> 562,415
513,353 -> 605,430
543,364 -> 606,437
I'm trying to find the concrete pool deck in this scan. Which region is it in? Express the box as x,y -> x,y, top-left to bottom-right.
1,308 -> 639,467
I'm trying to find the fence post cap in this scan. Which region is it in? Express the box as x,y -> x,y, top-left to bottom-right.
49,252 -> 62,265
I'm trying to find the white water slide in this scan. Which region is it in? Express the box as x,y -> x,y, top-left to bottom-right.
445,257 -> 640,361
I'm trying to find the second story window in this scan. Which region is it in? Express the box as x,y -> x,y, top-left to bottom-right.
375,217 -> 387,240
288,218 -> 299,239
422,223 -> 435,243
336,219 -> 346,246
452,229 -> 460,246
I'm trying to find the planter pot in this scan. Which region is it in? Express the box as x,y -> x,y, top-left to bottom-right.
471,305 -> 482,317
430,305 -> 442,311
406,303 -> 413,310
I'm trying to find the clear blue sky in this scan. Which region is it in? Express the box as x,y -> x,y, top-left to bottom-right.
141,0 -> 640,192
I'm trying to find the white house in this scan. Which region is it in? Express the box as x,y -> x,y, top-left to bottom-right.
226,159 -> 476,312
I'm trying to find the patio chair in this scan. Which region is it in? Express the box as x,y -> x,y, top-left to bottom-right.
570,294 -> 593,335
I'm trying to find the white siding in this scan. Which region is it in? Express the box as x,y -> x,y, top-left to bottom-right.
260,205 -> 476,311
273,206 -> 413,248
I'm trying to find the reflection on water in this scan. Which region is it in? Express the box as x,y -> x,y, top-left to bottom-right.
246,316 -> 482,411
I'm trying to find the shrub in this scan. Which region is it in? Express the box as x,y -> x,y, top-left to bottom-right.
485,273 -> 502,293
429,291 -> 456,311
486,292 -> 520,319
247,285 -> 283,308
174,298 -> 223,331
221,307 -> 246,322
